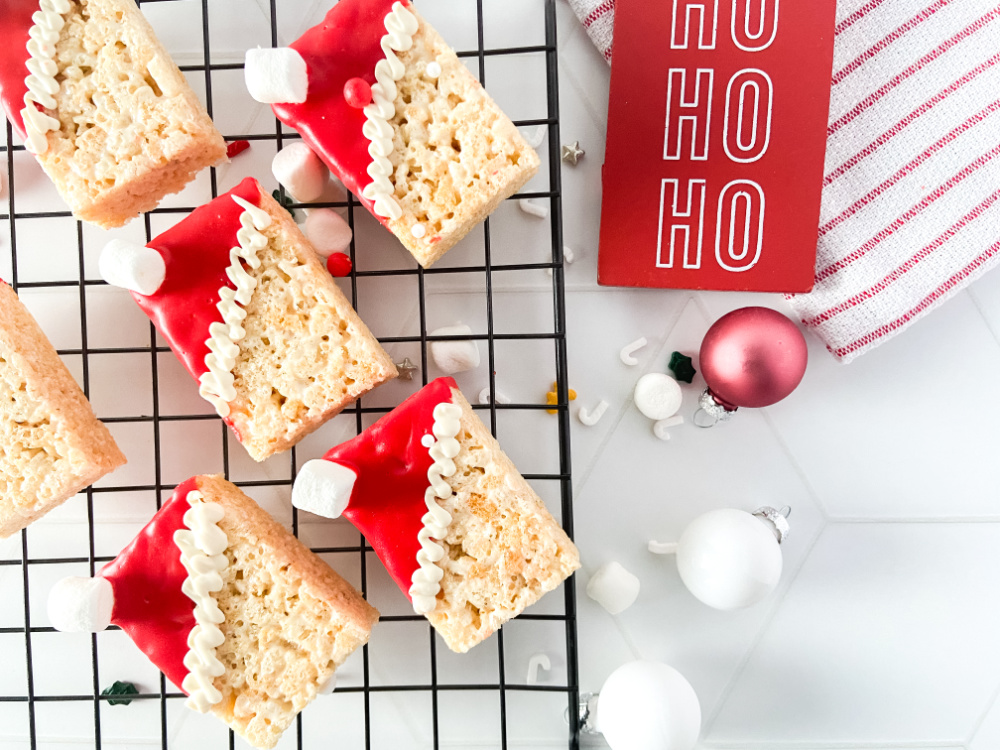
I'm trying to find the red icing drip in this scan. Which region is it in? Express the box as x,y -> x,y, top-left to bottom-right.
100,478 -> 200,691
133,177 -> 262,384
0,0 -> 45,140
272,0 -> 406,230
323,377 -> 458,598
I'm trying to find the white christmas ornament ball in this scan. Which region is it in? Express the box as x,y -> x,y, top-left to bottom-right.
596,661 -> 701,750
676,508 -> 782,610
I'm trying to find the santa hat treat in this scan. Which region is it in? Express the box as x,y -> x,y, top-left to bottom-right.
48,475 -> 379,749
99,177 -> 397,461
293,377 -> 580,653
244,0 -> 540,269
0,0 -> 226,227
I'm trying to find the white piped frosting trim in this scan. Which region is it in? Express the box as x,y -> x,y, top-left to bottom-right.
173,489 -> 229,713
198,195 -> 271,418
21,0 -> 72,155
360,1 -> 418,222
409,400 -> 462,615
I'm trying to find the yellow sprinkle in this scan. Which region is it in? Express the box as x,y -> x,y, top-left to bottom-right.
546,384 -> 577,414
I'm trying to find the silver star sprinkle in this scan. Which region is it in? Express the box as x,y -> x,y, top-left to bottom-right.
395,357 -> 418,381
561,141 -> 585,166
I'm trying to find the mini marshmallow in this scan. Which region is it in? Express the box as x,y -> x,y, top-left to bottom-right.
245,47 -> 308,104
430,324 -> 481,374
272,142 -> 329,203
48,576 -> 114,633
586,562 -> 640,615
518,199 -> 549,219
99,240 -> 166,296
634,373 -> 683,421
292,459 -> 357,519
305,208 -> 353,258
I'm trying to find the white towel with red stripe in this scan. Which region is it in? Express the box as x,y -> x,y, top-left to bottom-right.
571,0 -> 1000,362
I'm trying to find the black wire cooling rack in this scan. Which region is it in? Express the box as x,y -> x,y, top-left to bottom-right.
1,0 -> 579,748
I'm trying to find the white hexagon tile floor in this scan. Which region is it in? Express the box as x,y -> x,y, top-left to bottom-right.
552,2 -> 1000,749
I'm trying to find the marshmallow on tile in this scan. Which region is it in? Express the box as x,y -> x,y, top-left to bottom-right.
99,240 -> 166,296
48,576 -> 114,633
245,47 -> 308,104
586,562 -> 641,615
305,208 -> 353,258
292,460 -> 357,519
272,142 -> 329,203
430,324 -> 481,375
633,373 -> 683,421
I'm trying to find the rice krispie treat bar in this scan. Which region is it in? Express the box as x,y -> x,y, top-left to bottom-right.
0,0 -> 227,227
246,0 -> 540,268
0,281 -> 125,539
292,377 -> 580,653
99,177 -> 397,461
48,475 -> 379,749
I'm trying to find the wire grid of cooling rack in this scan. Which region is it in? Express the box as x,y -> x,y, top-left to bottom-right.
0,0 -> 579,747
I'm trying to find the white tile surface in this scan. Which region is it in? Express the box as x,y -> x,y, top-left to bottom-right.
7,1 -> 1000,749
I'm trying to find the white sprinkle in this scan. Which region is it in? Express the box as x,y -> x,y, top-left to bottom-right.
578,400 -> 609,427
426,61 -> 442,79
412,223 -> 427,239
653,415 -> 685,441
520,125 -> 547,148
527,653 -> 551,685
421,434 -> 435,448
619,337 -> 647,366
519,199 -> 549,219
478,387 -> 512,405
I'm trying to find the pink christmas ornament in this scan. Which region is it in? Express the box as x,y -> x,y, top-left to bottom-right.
697,307 -> 807,425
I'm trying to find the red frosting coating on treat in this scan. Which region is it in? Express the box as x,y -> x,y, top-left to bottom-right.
322,376 -> 458,598
272,0 -> 405,230
0,0 -> 44,139
100,478 -> 200,691
133,177 -> 262,384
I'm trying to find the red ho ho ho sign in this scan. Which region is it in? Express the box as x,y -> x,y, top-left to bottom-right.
598,0 -> 837,293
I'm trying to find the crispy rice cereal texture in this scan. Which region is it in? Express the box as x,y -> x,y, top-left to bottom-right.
384,9 -> 541,268
0,283 -> 125,539
196,475 -> 379,749
427,388 -> 580,653
36,0 -> 227,228
227,184 -> 397,462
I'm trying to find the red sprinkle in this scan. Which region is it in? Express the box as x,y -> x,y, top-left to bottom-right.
327,252 -> 353,277
343,77 -> 373,109
226,140 -> 251,158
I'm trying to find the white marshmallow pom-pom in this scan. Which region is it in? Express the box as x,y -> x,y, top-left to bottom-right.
292,459 -> 358,519
48,576 -> 114,633
99,240 -> 166,296
633,373 -> 683,421
305,209 -> 353,258
245,47 -> 308,104
586,562 -> 641,615
272,142 -> 329,203
430,324 -> 481,375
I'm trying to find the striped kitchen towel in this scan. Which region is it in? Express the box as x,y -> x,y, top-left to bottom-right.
571,0 -> 1000,362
